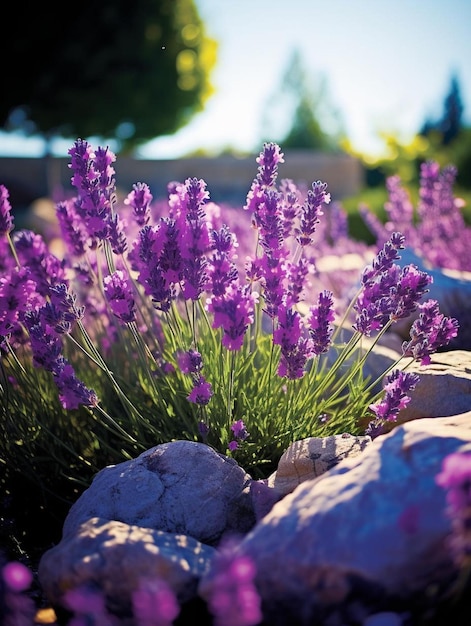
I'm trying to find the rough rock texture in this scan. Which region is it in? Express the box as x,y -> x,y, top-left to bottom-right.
38,354 -> 471,625
62,440 -> 256,545
235,413 -> 471,625
38,517 -> 215,615
396,350 -> 471,423
267,432 -> 373,496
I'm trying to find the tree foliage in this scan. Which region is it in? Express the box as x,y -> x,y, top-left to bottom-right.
0,0 -> 217,153
420,73 -> 465,146
261,49 -> 344,152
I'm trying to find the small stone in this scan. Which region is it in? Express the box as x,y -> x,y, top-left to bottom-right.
267,432 -> 373,496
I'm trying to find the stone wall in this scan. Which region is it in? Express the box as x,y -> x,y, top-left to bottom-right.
0,150 -> 364,210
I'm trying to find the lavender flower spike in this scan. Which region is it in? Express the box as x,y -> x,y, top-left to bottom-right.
0,184 -> 14,235
296,180 -> 331,247
436,451 -> 471,570
125,181 -> 153,227
244,142 -> 284,218
201,539 -> 262,626
103,270 -> 136,323
402,299 -> 459,364
369,369 -> 420,424
361,231 -> 405,287
308,290 -> 335,355
187,375 -> 213,405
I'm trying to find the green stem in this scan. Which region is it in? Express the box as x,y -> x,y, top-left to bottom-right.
6,232 -> 20,268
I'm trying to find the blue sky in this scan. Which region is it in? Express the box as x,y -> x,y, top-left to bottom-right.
1,0 -> 470,158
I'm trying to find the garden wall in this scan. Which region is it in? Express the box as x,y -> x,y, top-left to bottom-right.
0,151 -> 363,211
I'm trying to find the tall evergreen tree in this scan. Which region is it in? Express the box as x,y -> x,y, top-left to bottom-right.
420,74 -> 464,146
260,49 -> 344,152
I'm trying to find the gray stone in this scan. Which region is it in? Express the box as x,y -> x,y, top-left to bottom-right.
396,350 -> 471,423
236,413 -> 471,625
266,432 -> 373,497
38,517 -> 215,616
62,440 -> 256,546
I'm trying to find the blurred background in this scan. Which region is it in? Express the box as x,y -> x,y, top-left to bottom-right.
1,0 -> 470,230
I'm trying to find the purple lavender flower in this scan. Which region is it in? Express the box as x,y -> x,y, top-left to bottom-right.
68,140 -> 119,246
353,232 -> 430,336
64,585 -> 116,626
56,200 -> 87,256
0,184 -> 14,235
0,267 -> 39,344
384,175 -> 415,242
436,451 -> 471,569
259,255 -> 287,319
54,359 -> 98,410
125,182 -> 153,227
156,218 -> 184,285
198,420 -> 210,439
207,283 -> 258,351
134,220 -> 181,312
391,264 -> 432,321
257,189 -> 285,259
361,232 -> 405,287
244,142 -> 284,224
279,178 -> 301,238
24,310 -> 63,371
172,177 -> 211,300
273,305 -> 312,379
145,265 -> 176,313
107,212 -> 128,255
13,230 -> 66,295
255,142 -> 285,187
436,452 -> 471,516
187,375 -> 213,405
322,200 -> 349,244
177,349 -> 203,374
49,283 -> 85,325
103,270 -> 136,323
67,138 -> 96,191
207,225 -> 239,297
369,369 -> 420,425
24,309 -> 98,409
229,418 -> 250,451
353,265 -> 401,336
202,539 -> 262,626
285,257 -> 310,306
1,560 -> 35,626
93,145 -> 116,191
132,577 -> 180,626
418,160 -> 440,220
296,180 -> 331,247
308,290 -> 335,355
402,299 -> 459,364
359,202 -> 388,244
2,561 -> 32,592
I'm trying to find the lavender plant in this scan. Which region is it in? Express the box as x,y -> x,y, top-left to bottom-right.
360,160 -> 471,272
0,141 -> 459,491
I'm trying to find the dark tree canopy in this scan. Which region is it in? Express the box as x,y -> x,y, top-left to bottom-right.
0,0 -> 217,153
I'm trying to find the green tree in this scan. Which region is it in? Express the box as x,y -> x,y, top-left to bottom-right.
0,0 -> 217,154
261,49 -> 344,152
420,73 -> 465,146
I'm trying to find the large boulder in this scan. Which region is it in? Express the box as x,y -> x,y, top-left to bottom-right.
38,517 -> 215,617
234,413 -> 471,625
62,440 -> 256,546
